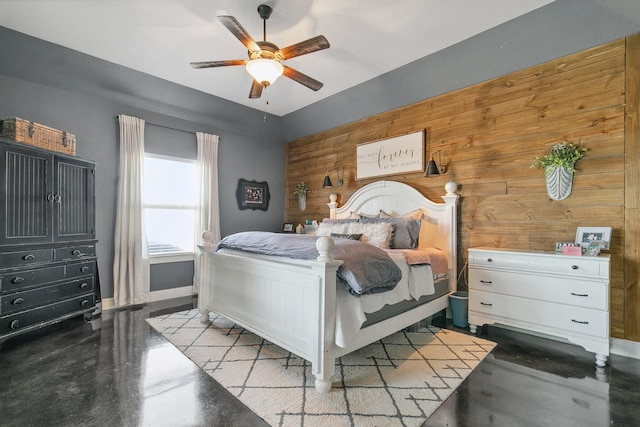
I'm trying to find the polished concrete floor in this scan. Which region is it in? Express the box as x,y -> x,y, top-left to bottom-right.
1,296 -> 639,427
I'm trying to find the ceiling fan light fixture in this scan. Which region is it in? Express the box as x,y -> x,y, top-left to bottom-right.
245,58 -> 284,86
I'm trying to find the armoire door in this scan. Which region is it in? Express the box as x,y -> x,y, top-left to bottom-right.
53,156 -> 95,242
0,143 -> 53,245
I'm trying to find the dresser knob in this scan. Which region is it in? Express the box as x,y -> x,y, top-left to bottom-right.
72,249 -> 83,257
480,302 -> 493,307
81,299 -> 91,308
23,254 -> 36,261
10,320 -> 20,330
571,265 -> 579,270
12,298 -> 25,305
80,266 -> 90,273
487,258 -> 493,262
11,277 -> 25,284
80,282 -> 89,289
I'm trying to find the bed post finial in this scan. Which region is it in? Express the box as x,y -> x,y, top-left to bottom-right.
327,193 -> 338,219
445,181 -> 458,196
316,236 -> 335,262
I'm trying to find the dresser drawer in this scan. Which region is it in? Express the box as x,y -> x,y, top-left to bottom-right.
0,294 -> 95,335
54,244 -> 96,261
469,267 -> 608,310
469,290 -> 609,338
469,249 -> 606,279
0,265 -> 66,293
1,278 -> 94,315
0,248 -> 53,269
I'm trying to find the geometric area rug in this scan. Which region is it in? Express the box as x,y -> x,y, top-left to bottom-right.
147,309 -> 496,427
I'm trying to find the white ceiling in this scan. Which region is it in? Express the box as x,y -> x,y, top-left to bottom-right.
0,0 -> 556,116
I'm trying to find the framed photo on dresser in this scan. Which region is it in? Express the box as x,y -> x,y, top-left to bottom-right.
575,227 -> 611,250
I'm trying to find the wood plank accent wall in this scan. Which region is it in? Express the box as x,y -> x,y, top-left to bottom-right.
285,36 -> 637,341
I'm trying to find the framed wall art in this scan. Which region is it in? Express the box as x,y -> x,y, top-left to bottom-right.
575,226 -> 611,250
356,130 -> 425,180
236,178 -> 270,211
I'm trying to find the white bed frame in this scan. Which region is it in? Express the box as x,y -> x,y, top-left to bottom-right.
198,180 -> 459,393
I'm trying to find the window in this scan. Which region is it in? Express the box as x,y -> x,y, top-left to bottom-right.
143,154 -> 197,262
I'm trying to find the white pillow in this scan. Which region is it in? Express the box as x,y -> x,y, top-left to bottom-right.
346,222 -> 393,249
317,222 -> 348,236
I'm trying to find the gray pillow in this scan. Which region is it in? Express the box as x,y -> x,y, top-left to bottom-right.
359,217 -> 420,249
330,233 -> 363,241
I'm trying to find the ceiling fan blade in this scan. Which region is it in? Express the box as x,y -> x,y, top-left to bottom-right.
283,66 -> 323,91
190,60 -> 246,69
218,15 -> 260,53
249,80 -> 264,99
278,35 -> 330,60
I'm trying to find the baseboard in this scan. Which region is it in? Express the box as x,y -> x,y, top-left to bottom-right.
101,285 -> 195,311
611,337 -> 640,360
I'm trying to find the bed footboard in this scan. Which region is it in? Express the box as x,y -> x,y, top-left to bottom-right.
198,236 -> 342,393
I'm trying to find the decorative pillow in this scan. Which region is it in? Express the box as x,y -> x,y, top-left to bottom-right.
418,218 -> 438,248
330,233 -> 362,240
316,222 -> 348,236
321,218 -> 359,224
360,217 -> 420,249
346,222 -> 393,249
402,209 -> 424,220
358,211 -> 380,219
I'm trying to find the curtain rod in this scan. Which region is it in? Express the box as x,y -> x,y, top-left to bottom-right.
116,115 -> 219,139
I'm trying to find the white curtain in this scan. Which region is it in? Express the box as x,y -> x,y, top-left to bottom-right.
113,114 -> 150,306
193,132 -> 221,292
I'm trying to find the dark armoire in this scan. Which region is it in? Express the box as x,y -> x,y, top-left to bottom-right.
0,137 -> 98,345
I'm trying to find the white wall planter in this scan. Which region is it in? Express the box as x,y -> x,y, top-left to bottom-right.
297,195 -> 307,211
545,165 -> 574,201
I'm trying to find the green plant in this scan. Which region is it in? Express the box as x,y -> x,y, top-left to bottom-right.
293,181 -> 311,198
530,141 -> 587,174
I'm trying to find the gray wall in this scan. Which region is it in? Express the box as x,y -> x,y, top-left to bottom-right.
282,0 -> 640,141
0,27 -> 285,299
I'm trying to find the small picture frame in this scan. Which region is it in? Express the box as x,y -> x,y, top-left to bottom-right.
585,240 -> 603,256
283,223 -> 294,232
575,227 -> 611,250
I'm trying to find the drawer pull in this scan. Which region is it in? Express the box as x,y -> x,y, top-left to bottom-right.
571,319 -> 589,325
480,280 -> 493,285
11,277 -> 25,284
72,249 -> 84,257
571,292 -> 589,297
487,258 -> 493,262
480,302 -> 493,307
12,298 -> 25,305
81,299 -> 91,308
80,282 -> 89,289
571,265 -> 579,270
23,254 -> 36,261
80,266 -> 90,273
10,320 -> 20,330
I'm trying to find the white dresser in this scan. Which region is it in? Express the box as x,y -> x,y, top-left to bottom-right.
468,247 -> 610,367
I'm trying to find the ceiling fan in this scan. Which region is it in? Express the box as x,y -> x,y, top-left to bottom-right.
190,4 -> 330,99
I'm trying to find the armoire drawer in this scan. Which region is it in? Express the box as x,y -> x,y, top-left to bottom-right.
468,249 -> 606,279
469,290 -> 609,338
1,278 -> 94,315
0,265 -> 67,293
469,267 -> 608,310
0,248 -> 54,269
54,244 -> 96,261
0,294 -> 95,335
65,260 -> 96,279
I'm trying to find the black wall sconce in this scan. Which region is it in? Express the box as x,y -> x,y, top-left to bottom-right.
425,150 -> 446,177
323,167 -> 344,188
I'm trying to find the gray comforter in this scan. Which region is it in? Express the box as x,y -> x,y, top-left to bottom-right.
216,231 -> 402,295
